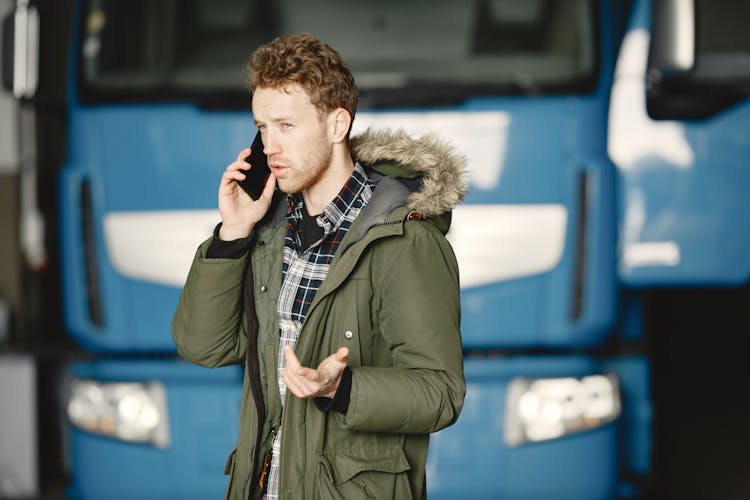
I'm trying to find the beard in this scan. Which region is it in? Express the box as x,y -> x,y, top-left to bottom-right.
274,137 -> 333,195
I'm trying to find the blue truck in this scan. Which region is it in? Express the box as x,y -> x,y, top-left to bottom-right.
2,0 -> 748,498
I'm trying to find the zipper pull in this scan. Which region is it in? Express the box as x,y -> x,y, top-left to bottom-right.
258,452 -> 272,489
258,428 -> 277,490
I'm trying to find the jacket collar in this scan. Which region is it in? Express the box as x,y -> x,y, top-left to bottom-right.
259,128 -> 468,235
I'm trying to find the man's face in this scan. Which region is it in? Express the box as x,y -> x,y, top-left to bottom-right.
251,85 -> 331,195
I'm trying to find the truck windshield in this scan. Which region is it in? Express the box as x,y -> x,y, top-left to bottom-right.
79,0 -> 596,106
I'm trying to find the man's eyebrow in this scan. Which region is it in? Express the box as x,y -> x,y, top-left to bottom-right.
254,116 -> 294,125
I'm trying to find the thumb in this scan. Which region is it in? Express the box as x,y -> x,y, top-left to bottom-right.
260,172 -> 277,201
335,347 -> 349,364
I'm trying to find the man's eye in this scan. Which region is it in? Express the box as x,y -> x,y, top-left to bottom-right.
282,123 -> 293,128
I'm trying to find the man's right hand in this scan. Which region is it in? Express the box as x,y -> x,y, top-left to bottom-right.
217,147 -> 277,241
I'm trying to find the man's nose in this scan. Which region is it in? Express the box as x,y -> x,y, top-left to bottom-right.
263,131 -> 281,156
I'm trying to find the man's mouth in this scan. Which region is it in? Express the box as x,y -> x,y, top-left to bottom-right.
270,162 -> 290,173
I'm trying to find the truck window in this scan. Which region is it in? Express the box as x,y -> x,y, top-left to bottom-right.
78,0 -> 596,107
647,0 -> 750,120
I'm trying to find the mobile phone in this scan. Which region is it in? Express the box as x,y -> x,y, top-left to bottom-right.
238,131 -> 271,200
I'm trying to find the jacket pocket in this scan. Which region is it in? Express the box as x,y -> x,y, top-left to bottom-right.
316,446 -> 412,499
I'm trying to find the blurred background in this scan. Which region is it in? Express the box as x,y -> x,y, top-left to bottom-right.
1,0 -> 749,498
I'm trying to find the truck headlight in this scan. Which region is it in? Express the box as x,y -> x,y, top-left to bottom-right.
67,379 -> 170,448
504,374 -> 620,446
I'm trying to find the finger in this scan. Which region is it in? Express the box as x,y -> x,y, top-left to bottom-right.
221,168 -> 246,183
226,159 -> 250,173
235,147 -> 252,162
218,174 -> 243,195
284,368 -> 319,397
282,370 -> 308,398
294,365 -> 318,380
293,370 -> 321,394
219,172 -> 248,195
284,346 -> 302,371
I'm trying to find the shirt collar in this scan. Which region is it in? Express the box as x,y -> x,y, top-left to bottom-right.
285,163 -> 371,235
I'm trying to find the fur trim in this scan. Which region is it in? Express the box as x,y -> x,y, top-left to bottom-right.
350,128 -> 468,217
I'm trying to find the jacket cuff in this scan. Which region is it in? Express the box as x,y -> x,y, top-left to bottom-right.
206,222 -> 253,259
314,367 -> 352,414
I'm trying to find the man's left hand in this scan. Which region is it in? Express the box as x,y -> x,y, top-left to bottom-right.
283,346 -> 349,399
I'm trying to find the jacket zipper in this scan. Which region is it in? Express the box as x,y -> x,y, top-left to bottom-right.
257,428 -> 276,492
243,217 -> 405,497
241,256 -> 267,500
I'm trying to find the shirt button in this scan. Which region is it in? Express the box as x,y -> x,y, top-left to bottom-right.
344,330 -> 354,339
260,286 -> 268,292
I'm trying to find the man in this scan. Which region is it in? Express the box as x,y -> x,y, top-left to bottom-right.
172,33 -> 466,500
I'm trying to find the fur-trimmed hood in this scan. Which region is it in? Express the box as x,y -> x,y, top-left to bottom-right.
350,128 -> 468,218
258,128 -> 468,236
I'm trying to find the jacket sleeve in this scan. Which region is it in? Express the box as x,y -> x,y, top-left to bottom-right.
171,237 -> 249,368
337,222 -> 466,434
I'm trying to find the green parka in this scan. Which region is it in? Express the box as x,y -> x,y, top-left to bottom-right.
172,129 -> 467,499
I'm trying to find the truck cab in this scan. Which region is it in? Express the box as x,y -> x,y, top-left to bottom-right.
2,0 -> 748,498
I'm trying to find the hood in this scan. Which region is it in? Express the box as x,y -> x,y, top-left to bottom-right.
259,128 -> 468,236
350,128 -> 468,218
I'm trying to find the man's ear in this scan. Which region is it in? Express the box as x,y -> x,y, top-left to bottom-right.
328,108 -> 352,144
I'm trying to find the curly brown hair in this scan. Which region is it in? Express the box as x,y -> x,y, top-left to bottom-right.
246,33 -> 358,127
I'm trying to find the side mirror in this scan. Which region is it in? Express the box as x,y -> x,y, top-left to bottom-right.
647,0 -> 695,83
1,0 -> 39,99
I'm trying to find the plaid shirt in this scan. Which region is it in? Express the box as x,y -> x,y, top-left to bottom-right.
264,164 -> 374,498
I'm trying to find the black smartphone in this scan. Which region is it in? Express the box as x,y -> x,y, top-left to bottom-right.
238,131 -> 271,200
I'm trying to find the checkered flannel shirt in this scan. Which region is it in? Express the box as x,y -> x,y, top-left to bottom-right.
264,163 -> 374,498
